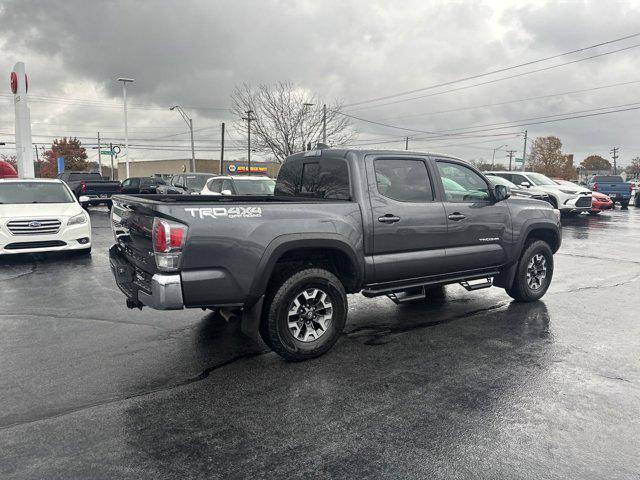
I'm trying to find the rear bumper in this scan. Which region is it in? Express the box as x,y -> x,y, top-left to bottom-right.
109,244 -> 184,310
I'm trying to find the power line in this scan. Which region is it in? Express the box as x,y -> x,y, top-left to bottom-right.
374,79 -> 640,121
344,32 -> 640,108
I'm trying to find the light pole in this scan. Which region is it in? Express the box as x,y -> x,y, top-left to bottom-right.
491,144 -> 508,169
117,77 -> 134,178
170,105 -> 196,173
241,110 -> 254,172
302,102 -> 314,151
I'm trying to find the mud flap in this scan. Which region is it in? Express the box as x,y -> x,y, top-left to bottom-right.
493,262 -> 518,289
240,296 -> 264,339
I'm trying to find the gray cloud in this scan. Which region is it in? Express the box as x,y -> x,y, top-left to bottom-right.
1,0 -> 640,165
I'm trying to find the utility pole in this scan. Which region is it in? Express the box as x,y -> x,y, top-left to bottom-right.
521,130 -> 528,171
34,143 -> 39,178
97,132 -> 102,176
405,137 -> 409,150
109,142 -> 115,180
242,110 -> 253,172
506,150 -> 517,171
220,122 -> 225,175
322,104 -> 327,144
610,147 -> 619,174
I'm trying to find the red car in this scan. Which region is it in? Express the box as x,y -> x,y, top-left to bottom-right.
591,191 -> 613,213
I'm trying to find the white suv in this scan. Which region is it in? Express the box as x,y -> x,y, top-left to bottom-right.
486,171 -> 592,213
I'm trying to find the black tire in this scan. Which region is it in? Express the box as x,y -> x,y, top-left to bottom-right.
505,240 -> 553,302
548,197 -> 558,209
424,284 -> 446,302
106,200 -> 113,210
635,195 -> 640,207
260,268 -> 347,361
81,203 -> 89,210
621,199 -> 629,209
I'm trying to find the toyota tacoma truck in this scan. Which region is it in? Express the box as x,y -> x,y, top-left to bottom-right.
109,148 -> 561,361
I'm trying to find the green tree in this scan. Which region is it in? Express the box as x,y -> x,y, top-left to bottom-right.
580,155 -> 611,171
528,136 -> 566,177
40,137 -> 88,177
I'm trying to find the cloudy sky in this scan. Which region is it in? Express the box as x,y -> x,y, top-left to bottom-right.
1,0 -> 640,168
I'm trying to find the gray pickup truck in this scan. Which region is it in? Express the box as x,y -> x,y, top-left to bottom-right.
109,148 -> 561,361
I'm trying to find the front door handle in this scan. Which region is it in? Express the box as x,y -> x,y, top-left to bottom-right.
378,214 -> 401,224
448,212 -> 466,221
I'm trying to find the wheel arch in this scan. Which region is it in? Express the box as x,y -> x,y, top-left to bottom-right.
247,234 -> 364,305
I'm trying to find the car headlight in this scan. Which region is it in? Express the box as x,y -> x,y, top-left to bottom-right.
559,188 -> 578,194
68,212 -> 88,226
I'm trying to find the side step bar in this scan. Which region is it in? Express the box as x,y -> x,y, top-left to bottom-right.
386,287 -> 426,305
362,270 -> 500,298
459,277 -> 493,291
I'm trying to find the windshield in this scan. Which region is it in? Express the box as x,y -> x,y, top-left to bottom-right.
526,173 -> 557,186
234,178 -> 276,195
185,175 -> 211,190
486,175 -> 518,189
0,182 -> 75,204
68,173 -> 103,181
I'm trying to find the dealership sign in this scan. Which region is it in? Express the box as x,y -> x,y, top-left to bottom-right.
228,164 -> 268,174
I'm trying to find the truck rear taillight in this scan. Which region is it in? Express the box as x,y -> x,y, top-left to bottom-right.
81,182 -> 86,193
592,182 -> 598,191
152,217 -> 187,271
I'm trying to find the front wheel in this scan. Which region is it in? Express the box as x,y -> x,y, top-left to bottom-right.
621,199 -> 629,209
506,240 -> 554,302
261,268 -> 347,361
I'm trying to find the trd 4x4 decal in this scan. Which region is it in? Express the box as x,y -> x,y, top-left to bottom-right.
184,206 -> 262,219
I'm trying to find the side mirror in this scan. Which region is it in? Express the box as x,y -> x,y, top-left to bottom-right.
494,184 -> 511,202
78,195 -> 90,203
520,181 -> 531,188
221,189 -> 232,195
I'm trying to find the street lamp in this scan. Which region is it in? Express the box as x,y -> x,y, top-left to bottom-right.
170,105 -> 196,173
302,102 -> 314,151
117,77 -> 134,178
491,144 -> 508,169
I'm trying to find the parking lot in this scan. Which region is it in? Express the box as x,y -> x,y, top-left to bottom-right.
1,207 -> 639,479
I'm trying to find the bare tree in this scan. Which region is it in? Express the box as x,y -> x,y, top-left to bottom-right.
231,82 -> 355,162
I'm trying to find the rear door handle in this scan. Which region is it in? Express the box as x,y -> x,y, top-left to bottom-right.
448,213 -> 466,221
378,214 -> 401,224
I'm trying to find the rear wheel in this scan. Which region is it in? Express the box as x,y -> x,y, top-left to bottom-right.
506,240 -> 553,302
261,268 -> 347,361
635,195 -> 640,207
621,199 -> 629,209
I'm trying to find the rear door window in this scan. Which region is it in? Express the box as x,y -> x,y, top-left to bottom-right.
299,158 -> 350,200
373,159 -> 433,202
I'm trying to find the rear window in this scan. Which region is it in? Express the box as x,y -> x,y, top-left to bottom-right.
68,173 -> 103,181
594,175 -> 623,183
141,177 -> 165,186
275,158 -> 351,200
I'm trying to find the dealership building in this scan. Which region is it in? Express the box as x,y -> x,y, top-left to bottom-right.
116,158 -> 282,180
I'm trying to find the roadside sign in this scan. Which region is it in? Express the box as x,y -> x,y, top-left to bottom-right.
515,157 -> 524,164
100,150 -> 112,155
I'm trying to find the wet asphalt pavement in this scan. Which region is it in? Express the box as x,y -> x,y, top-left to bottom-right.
1,207 -> 639,479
